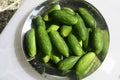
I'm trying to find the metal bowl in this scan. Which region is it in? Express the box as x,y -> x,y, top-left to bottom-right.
21,0 -> 110,80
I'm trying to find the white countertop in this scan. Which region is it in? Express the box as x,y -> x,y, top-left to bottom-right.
0,0 -> 120,80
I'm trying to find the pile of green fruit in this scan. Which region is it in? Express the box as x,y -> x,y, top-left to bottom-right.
24,4 -> 109,79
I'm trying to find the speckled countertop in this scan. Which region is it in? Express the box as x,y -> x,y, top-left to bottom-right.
0,0 -> 22,33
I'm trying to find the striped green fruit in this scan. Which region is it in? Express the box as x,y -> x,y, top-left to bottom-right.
76,52 -> 96,79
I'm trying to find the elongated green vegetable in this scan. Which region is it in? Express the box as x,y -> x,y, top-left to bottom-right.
86,56 -> 101,77
61,7 -> 75,15
76,52 -> 96,79
32,15 -> 46,29
24,5 -> 108,79
42,55 -> 51,63
83,28 -> 92,51
49,10 -> 78,25
51,49 -> 62,64
43,4 -> 61,21
98,29 -> 110,61
25,28 -> 36,58
60,25 -> 72,37
73,13 -> 88,41
67,33 -> 84,56
78,7 -> 97,28
47,24 -> 59,32
49,30 -> 69,57
89,27 -> 103,55
37,50 -> 50,63
36,26 -> 52,55
58,56 -> 80,71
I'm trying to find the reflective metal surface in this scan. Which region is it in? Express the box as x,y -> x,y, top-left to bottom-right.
21,0 -> 109,80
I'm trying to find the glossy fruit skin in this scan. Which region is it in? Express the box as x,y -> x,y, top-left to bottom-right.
24,4 -> 109,80
60,25 -> 72,37
32,15 -> 46,29
58,56 -> 80,71
67,33 -> 84,56
49,30 -> 69,57
36,26 -> 52,56
78,7 -> 97,28
90,27 -> 103,55
98,30 -> 110,61
25,28 -> 36,57
76,52 -> 96,79
47,24 -> 59,32
43,4 -> 61,21
49,10 -> 78,25
73,13 -> 88,41
61,7 -> 75,15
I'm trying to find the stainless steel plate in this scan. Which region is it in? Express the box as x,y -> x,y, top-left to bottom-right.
21,0 -> 109,80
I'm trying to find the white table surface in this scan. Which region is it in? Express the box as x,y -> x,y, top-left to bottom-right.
0,0 -> 120,80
